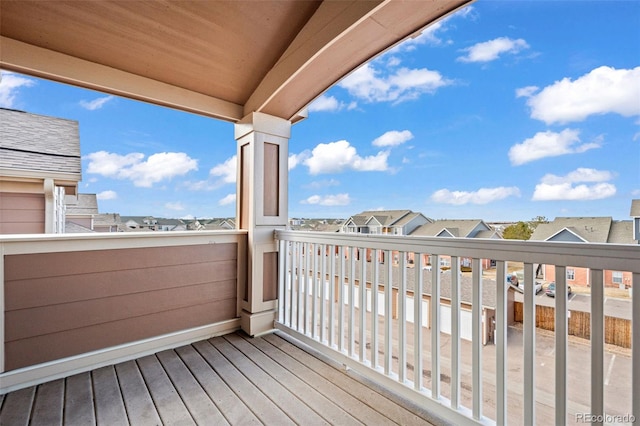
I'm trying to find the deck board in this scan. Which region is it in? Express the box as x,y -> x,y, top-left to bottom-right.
0,331 -> 435,425
115,360 -> 162,425
30,379 -> 64,426
174,345 -> 262,425
64,372 -> 95,426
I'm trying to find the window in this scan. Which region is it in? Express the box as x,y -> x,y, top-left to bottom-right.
567,268 -> 575,281
613,271 -> 623,284
440,257 -> 451,267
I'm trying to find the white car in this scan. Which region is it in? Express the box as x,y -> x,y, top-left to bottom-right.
519,280 -> 543,294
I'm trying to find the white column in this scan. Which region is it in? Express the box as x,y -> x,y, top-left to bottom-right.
234,112 -> 290,336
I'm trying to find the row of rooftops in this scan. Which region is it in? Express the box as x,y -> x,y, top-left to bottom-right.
292,203 -> 640,245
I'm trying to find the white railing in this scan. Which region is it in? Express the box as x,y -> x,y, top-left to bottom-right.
275,230 -> 640,426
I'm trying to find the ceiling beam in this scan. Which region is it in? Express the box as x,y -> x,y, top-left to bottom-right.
0,37 -> 244,122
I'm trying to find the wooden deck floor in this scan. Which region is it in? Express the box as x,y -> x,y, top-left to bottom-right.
0,331 -> 437,425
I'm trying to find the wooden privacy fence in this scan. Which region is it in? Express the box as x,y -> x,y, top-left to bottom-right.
514,302 -> 631,349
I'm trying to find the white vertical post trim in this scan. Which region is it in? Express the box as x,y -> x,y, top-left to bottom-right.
399,253 -> 407,384
555,265 -> 568,426
414,253 -> 424,391
431,255 -> 441,399
632,272 -> 640,421
496,260 -> 507,425
329,245 -> 336,348
472,257 -> 482,420
590,269 -> 604,426
384,249 -> 393,376
338,246 -> 345,353
320,244 -> 327,344
312,243 -> 319,339
304,242 -> 310,335
524,262 -> 537,425
372,249 -> 380,369
451,256 -> 461,409
359,248 -> 367,363
348,247 -> 356,358
278,239 -> 286,324
297,241 -> 304,331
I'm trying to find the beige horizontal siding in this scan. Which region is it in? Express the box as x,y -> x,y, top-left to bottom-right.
4,243 -> 238,371
0,192 -> 45,234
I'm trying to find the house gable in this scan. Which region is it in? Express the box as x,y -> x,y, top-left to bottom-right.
547,228 -> 587,243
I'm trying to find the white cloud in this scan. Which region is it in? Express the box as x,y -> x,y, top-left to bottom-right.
209,155 -> 237,184
339,63 -> 451,104
165,201 -> 185,211
96,190 -> 117,200
508,129 -> 600,166
303,140 -> 389,175
532,168 -> 617,201
431,186 -> 521,205
522,66 -> 640,124
515,86 -> 538,98
79,95 -> 114,111
289,151 -> 311,170
219,193 -> 236,206
457,37 -> 529,63
372,130 -> 414,147
304,179 -> 340,189
85,151 -> 198,187
301,193 -> 351,206
0,71 -> 36,108
308,95 -> 342,112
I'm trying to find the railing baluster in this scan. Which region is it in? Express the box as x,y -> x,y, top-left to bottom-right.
372,249 -> 380,369
320,244 -> 327,344
329,245 -> 336,348
359,247 -> 367,363
496,260 -> 507,425
399,252 -> 407,383
414,253 -> 423,391
431,254 -> 441,399
298,241 -> 304,331
451,256 -> 461,409
290,241 -> 297,328
472,257 -> 482,420
633,272 -> 640,421
524,262 -> 537,425
338,246 -> 345,353
590,269 -> 604,426
312,243 -> 319,339
384,249 -> 393,376
554,265 -> 568,425
304,242 -> 310,335
349,247 -> 356,358
278,239 -> 286,324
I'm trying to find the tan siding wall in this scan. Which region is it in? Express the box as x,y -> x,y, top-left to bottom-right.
0,192 -> 45,234
4,243 -> 238,370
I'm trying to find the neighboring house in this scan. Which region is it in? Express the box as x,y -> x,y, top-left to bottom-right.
0,108 -> 81,234
529,205 -> 639,288
289,218 -> 343,232
120,216 -> 187,231
410,219 -> 501,270
65,193 -> 99,231
93,213 -> 121,233
342,210 -> 432,236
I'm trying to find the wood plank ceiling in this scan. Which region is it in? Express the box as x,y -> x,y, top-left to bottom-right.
1,0 -> 471,123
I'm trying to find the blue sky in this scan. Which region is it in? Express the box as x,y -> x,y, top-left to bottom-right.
1,1 -> 639,222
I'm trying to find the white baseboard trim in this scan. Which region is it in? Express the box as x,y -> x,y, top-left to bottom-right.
1,318 -> 241,394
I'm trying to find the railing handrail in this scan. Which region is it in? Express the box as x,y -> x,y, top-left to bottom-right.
0,230 -> 248,255
275,230 -> 640,272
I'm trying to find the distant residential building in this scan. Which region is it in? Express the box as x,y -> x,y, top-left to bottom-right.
65,193 -> 98,231
289,218 -> 343,232
529,204 -> 638,288
120,216 -> 187,232
410,219 -> 501,270
0,108 -> 81,234
342,210 -> 432,236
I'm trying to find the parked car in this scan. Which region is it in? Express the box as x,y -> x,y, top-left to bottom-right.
545,282 -> 572,297
519,280 -> 543,294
